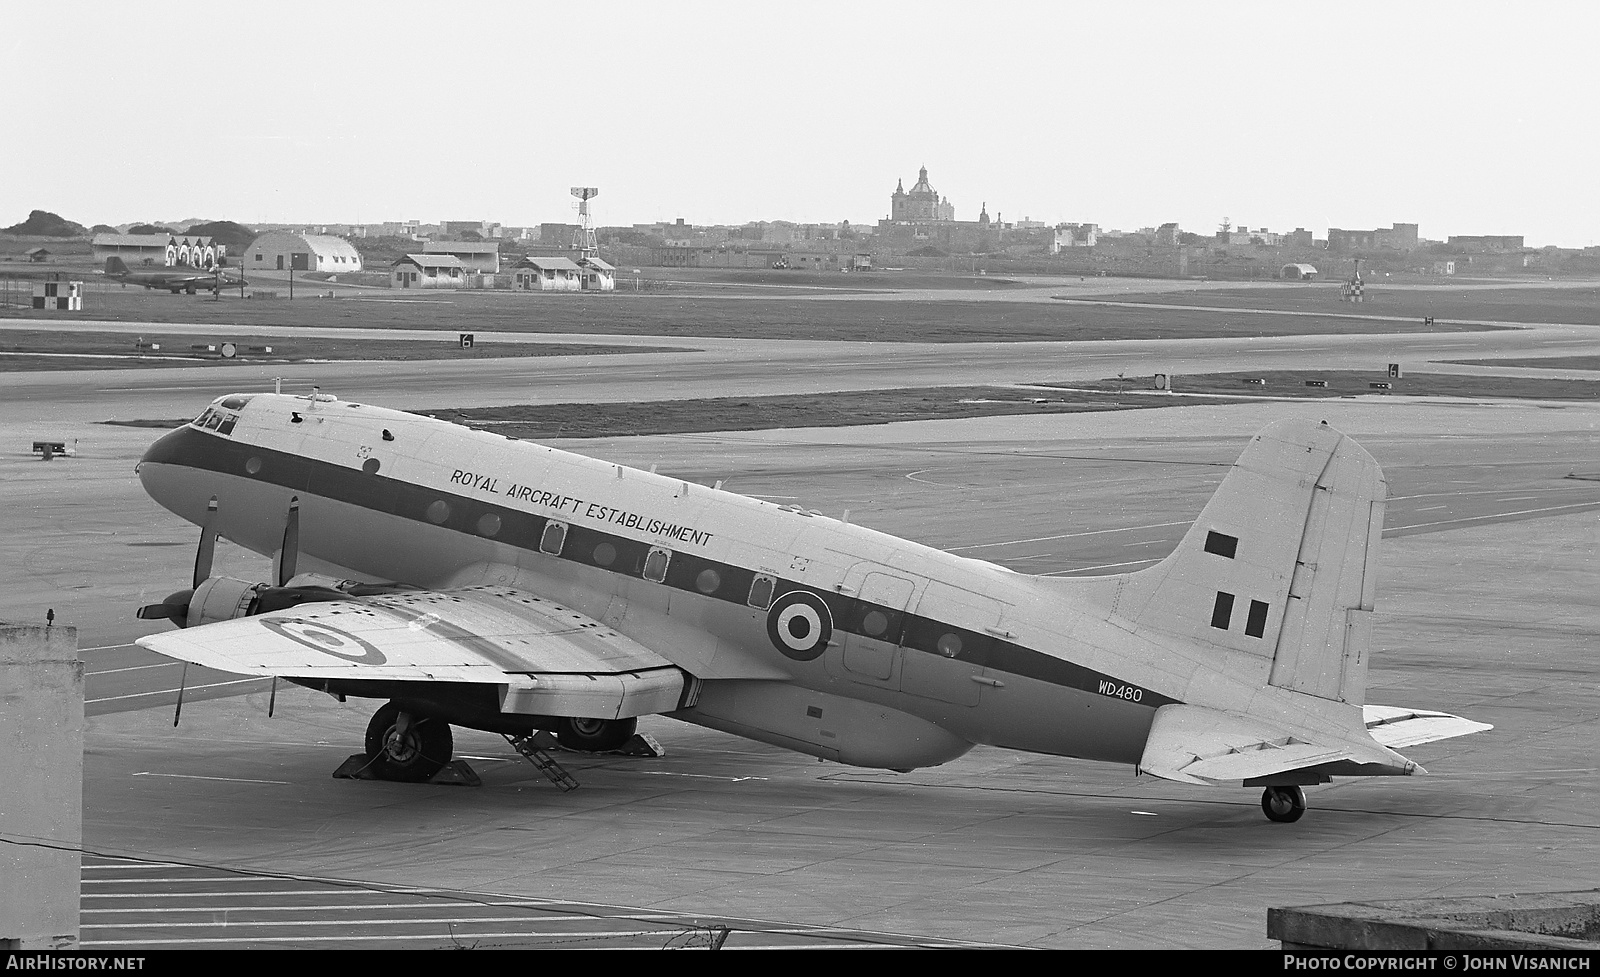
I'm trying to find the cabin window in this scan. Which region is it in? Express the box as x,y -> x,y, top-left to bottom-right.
862,610 -> 890,638
245,457 -> 262,475
695,568 -> 721,594
540,521 -> 567,555
592,542 -> 616,567
748,574 -> 775,610
426,500 -> 450,524
936,633 -> 963,658
477,513 -> 501,538
643,547 -> 672,583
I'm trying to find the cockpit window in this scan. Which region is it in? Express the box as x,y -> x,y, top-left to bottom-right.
193,409 -> 214,428
217,415 -> 237,436
204,412 -> 224,430
220,395 -> 253,410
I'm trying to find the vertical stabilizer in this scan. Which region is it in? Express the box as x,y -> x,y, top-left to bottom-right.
1085,419 -> 1385,704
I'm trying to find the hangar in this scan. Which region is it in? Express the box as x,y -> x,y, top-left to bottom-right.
1280,263 -> 1319,281
423,241 -> 500,275
244,232 -> 364,274
91,233 -> 225,269
392,254 -> 464,289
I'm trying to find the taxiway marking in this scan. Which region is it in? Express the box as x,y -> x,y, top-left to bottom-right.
132,773 -> 294,785
946,520 -> 1188,551
1386,501 -> 1600,533
88,677 -> 265,705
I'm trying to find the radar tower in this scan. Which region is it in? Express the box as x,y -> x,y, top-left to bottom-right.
570,187 -> 599,258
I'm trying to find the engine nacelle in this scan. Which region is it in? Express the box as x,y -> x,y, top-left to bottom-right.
186,576 -> 265,628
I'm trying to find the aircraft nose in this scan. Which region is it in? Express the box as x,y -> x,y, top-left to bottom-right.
139,425 -> 189,469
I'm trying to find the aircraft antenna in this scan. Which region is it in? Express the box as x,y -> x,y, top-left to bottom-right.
570,187 -> 599,258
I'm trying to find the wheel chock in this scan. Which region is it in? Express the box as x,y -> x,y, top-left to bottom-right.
331,754 -> 481,786
611,733 -> 664,757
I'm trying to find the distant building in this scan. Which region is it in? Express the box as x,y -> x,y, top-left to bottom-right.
391,254 -> 464,289
1284,227 -> 1315,248
440,220 -> 501,238
577,256 -> 616,291
1154,223 -> 1181,246
244,232 -> 363,274
90,232 -> 225,268
423,241 -> 500,274
1447,235 -> 1524,251
512,256 -> 582,291
23,246 -> 50,262
1328,224 -> 1418,252
890,166 -> 955,222
1280,263 -> 1319,280
1052,223 -> 1099,251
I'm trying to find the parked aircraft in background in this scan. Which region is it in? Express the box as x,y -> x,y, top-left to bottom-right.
134,393 -> 1490,823
103,256 -> 244,294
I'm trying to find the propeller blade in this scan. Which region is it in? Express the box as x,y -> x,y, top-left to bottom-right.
136,588 -> 193,626
193,497 -> 219,588
277,496 -> 300,586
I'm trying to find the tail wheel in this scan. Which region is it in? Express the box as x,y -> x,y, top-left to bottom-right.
364,701 -> 453,782
555,716 -> 636,752
1261,786 -> 1307,823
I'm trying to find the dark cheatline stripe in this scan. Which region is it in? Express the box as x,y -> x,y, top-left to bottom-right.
142,425 -> 1176,708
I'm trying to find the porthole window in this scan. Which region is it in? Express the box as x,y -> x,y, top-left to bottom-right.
426,500 -> 450,524
593,542 -> 616,567
936,633 -> 963,658
643,547 -> 671,583
696,568 -> 721,594
244,457 -> 262,475
477,512 -> 501,537
362,457 -> 380,474
862,610 -> 889,638
540,521 -> 567,555
748,574 -> 775,610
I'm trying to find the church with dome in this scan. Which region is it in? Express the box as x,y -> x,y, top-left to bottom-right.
877,165 -> 1003,253
890,166 -> 956,222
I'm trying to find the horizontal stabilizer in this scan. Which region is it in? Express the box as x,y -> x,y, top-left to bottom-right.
1363,705 -> 1493,749
1139,703 -> 1412,786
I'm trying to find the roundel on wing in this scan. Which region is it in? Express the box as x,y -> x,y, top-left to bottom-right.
262,618 -> 387,665
766,590 -> 833,662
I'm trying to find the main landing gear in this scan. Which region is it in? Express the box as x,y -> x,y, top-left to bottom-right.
363,702 -> 453,783
1261,785 -> 1307,823
346,701 -> 651,786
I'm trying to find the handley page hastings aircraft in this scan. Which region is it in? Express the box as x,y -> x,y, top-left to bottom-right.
135,391 -> 1490,822
103,257 -> 245,294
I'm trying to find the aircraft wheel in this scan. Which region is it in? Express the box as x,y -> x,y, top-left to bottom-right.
363,701 -> 453,782
555,716 -> 636,752
1261,786 -> 1306,823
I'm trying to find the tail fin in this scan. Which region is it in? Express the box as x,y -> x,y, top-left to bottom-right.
1084,419 -> 1384,705
105,256 -> 127,274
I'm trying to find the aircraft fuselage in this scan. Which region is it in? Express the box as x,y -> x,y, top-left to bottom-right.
137,394 -> 1196,771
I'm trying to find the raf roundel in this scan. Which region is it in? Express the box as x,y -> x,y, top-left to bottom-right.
766,590 -> 833,661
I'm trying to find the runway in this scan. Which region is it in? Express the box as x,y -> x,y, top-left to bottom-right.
3,311 -> 1598,948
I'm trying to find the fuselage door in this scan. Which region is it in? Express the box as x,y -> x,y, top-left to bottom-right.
828,565 -> 917,686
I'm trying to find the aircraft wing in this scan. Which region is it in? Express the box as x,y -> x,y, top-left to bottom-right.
135,585 -> 690,720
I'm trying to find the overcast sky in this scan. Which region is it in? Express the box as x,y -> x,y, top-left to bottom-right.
4,1 -> 1595,246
